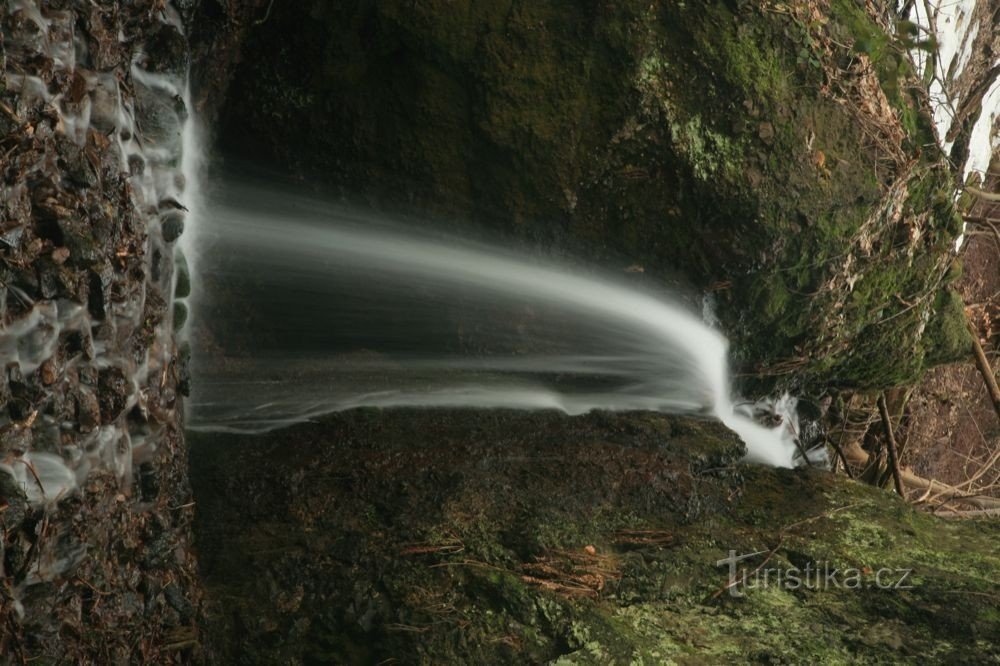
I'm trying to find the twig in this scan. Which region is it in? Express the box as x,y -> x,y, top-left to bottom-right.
826,434 -> 855,479
710,541 -> 782,600
254,0 -> 275,25
842,441 -> 1000,511
967,316 -> 1000,423
966,185 -> 1000,202
877,395 -> 905,497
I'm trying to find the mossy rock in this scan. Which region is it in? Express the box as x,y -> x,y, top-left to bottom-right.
923,288 -> 973,365
190,410 -> 1000,664
218,0 -> 965,394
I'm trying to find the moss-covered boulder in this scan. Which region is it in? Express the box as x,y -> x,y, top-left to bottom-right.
215,0 -> 966,391
190,410 -> 999,663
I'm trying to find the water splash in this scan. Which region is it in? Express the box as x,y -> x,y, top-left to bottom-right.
191,179 -> 802,467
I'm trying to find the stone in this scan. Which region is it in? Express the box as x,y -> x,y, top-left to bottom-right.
172,301 -> 188,330
160,211 -> 185,243
174,251 -> 191,298
97,366 -> 129,424
75,386 -> 100,432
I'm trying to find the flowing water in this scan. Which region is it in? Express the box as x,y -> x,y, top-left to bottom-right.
0,0 -> 198,612
6,0 -> 991,507
1,2 -> 194,508
190,177 -> 804,468
190,0 -> 1000,470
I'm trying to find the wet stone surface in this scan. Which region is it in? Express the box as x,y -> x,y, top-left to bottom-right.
0,1 -> 201,661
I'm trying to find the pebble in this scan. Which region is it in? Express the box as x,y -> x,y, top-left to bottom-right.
161,211 -> 185,243
40,359 -> 58,385
97,366 -> 129,423
51,247 -> 70,264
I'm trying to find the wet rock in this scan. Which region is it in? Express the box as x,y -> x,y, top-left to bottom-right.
0,368 -> 10,406
2,2 -> 203,660
7,363 -> 25,386
0,422 -> 33,455
50,247 -> 70,264
1,184 -> 31,225
82,6 -> 122,70
39,359 -> 58,386
150,247 -> 164,283
128,154 -> 145,176
97,366 -> 128,424
56,134 -> 97,189
122,592 -> 144,619
0,226 -> 26,254
65,329 -> 95,361
158,197 -> 188,212
163,581 -> 194,623
56,216 -> 100,265
138,462 -> 159,502
160,210 -> 185,243
177,342 -> 191,397
8,378 -> 43,421
38,262 -> 62,299
142,532 -> 175,570
174,251 -> 191,298
0,470 -> 30,530
88,78 -> 120,132
87,129 -> 122,181
172,302 -> 188,330
142,23 -> 189,76
77,365 -> 97,387
134,80 -> 182,151
87,265 -> 113,320
74,386 -> 100,432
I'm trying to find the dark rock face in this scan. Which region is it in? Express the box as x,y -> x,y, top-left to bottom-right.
211,0 -> 968,392
0,2 -> 200,660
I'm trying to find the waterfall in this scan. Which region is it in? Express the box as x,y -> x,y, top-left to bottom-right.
190,177 -> 803,468
0,2 -> 194,503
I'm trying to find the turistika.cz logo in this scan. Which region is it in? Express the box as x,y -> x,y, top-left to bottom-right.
715,550 -> 915,598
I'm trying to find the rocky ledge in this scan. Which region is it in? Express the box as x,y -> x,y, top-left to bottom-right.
191,410 -> 1000,664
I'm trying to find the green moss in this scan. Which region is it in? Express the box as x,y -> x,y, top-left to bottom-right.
224,0 -> 963,394
191,412 -> 1000,663
669,114 -> 744,183
829,0 -> 932,146
924,288 -> 973,364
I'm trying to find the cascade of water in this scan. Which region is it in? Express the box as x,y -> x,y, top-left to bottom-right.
191,179 -> 803,467
0,2 -> 195,503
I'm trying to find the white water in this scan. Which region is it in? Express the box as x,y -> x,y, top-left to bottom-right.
191,181 -> 802,467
